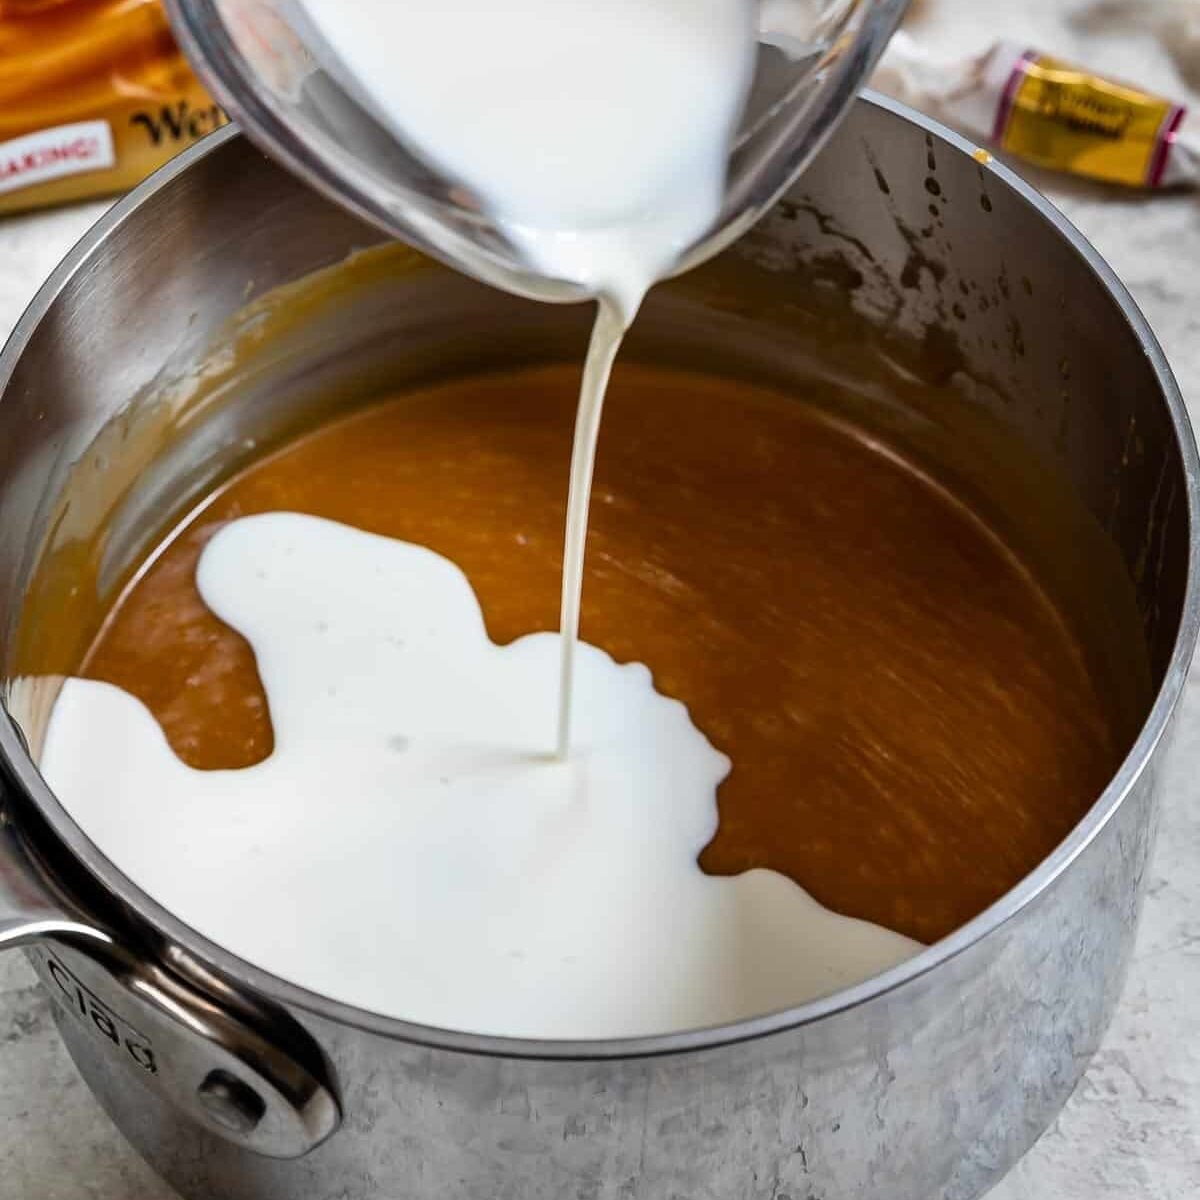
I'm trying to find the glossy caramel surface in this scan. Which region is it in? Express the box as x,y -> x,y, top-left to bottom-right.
82,363 -> 1122,943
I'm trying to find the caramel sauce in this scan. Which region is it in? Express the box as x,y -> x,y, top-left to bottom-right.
81,362 -> 1122,944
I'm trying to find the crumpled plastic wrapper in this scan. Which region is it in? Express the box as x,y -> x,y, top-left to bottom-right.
1069,0 -> 1200,89
0,0 -> 227,216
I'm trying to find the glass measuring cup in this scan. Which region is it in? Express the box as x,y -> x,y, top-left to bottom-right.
164,0 -> 909,304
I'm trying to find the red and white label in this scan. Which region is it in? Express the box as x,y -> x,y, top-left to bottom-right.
0,120 -> 116,195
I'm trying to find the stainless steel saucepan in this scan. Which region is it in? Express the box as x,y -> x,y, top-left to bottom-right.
0,96 -> 1195,1200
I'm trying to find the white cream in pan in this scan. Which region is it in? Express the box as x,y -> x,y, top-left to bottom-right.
43,513 -> 919,1038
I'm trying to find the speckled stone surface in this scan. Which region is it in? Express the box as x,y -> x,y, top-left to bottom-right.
0,3 -> 1198,1197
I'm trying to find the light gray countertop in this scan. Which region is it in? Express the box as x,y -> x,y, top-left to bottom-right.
1,2 -> 1198,1197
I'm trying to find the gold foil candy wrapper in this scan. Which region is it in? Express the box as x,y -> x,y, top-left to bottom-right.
875,35 -> 1196,190
990,45 -> 1186,187
0,0 -> 228,216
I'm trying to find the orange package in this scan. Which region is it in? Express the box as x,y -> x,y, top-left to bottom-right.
0,0 -> 227,215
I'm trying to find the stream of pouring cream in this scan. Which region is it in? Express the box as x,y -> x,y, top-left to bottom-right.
556,300 -> 624,756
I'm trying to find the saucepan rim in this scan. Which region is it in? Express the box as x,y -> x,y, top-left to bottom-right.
1,95 -> 1196,1061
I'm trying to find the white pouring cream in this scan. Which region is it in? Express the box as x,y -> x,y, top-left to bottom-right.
42,513 -> 920,1037
298,0 -> 756,314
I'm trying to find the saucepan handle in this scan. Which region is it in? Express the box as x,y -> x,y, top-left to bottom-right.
0,762 -> 340,1158
0,810 -> 111,950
